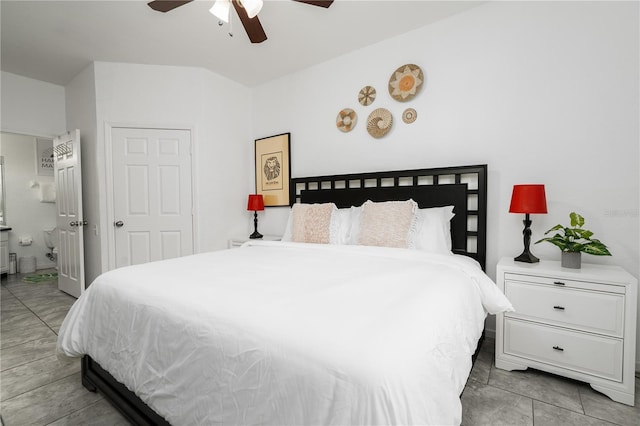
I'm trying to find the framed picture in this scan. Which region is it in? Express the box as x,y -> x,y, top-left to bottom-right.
255,133 -> 291,207
36,138 -> 54,176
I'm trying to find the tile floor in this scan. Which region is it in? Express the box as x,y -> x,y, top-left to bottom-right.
1,270 -> 639,425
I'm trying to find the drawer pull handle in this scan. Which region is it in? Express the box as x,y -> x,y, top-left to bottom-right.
553,306 -> 565,311
553,281 -> 565,286
553,346 -> 564,352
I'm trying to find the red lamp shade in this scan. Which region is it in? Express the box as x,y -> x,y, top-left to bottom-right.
247,194 -> 265,212
509,185 -> 547,214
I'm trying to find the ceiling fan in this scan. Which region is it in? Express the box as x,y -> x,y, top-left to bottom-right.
147,0 -> 334,44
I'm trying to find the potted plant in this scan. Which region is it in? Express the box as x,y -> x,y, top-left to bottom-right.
535,212 -> 611,269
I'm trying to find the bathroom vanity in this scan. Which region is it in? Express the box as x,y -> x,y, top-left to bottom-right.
1,226 -> 11,275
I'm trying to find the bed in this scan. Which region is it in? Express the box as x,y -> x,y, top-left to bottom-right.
57,164 -> 513,425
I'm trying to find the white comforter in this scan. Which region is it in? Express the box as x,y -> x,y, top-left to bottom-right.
58,241 -> 512,425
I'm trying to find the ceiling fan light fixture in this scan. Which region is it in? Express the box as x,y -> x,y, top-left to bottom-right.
240,0 -> 263,19
209,0 -> 231,23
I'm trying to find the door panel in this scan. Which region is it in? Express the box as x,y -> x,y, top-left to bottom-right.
54,130 -> 85,298
112,128 -> 193,268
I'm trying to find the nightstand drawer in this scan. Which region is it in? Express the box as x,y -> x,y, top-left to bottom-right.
505,280 -> 624,337
504,319 -> 623,382
504,273 -> 625,294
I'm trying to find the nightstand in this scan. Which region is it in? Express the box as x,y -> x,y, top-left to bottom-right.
228,235 -> 281,248
495,257 -> 637,406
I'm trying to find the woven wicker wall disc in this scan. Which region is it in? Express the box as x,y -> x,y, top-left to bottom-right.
367,108 -> 393,138
336,108 -> 357,132
402,108 -> 417,124
388,64 -> 424,102
358,86 -> 376,106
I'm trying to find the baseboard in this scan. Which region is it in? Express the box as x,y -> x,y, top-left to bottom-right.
36,261 -> 56,271
484,326 -> 496,340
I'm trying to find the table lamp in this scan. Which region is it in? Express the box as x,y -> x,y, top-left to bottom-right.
509,184 -> 547,263
247,194 -> 265,239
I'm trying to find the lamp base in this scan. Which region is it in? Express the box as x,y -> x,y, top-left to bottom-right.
249,231 -> 263,239
250,210 -> 263,239
514,250 -> 540,263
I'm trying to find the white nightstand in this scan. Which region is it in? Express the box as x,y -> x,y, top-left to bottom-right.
495,257 -> 637,406
228,235 -> 281,248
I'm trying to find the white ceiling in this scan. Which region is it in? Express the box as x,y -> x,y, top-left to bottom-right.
1,0 -> 484,87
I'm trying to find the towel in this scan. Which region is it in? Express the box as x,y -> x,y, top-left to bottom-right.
40,182 -> 56,203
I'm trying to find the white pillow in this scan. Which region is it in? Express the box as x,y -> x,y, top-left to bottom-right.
281,209 -> 294,241
347,206 -> 362,245
333,208 -> 352,245
411,206 -> 455,254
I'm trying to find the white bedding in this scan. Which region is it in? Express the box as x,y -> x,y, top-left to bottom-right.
57,241 -> 513,425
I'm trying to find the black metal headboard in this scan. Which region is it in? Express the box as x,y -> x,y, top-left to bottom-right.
290,165 -> 488,270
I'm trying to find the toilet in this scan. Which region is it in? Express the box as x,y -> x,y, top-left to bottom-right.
43,227 -> 58,262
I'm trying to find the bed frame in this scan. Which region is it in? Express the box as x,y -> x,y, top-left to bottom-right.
291,164 -> 487,269
81,164 -> 488,425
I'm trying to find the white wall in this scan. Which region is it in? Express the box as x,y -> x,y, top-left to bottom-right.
65,62 -> 252,284
0,133 -> 57,270
252,1 -> 639,363
0,71 -> 66,137
65,64 -> 99,284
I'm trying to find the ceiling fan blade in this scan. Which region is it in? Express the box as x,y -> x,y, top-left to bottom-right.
147,0 -> 194,13
291,0 -> 334,8
232,0 -> 267,44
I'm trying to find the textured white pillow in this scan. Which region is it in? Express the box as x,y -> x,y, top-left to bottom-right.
357,200 -> 418,248
281,203 -> 344,244
291,203 -> 336,243
412,206 -> 455,254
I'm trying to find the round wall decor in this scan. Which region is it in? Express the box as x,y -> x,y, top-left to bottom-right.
358,86 -> 376,106
336,108 -> 357,132
366,108 -> 393,138
388,64 -> 424,102
402,108 -> 417,124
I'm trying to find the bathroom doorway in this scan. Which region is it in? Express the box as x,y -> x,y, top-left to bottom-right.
0,132 -> 57,273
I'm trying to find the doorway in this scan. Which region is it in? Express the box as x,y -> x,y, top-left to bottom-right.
0,132 -> 58,274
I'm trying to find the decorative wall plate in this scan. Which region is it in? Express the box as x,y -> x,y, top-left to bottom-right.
358,86 -> 376,106
366,108 -> 393,138
388,64 -> 424,102
402,108 -> 417,124
336,108 -> 357,132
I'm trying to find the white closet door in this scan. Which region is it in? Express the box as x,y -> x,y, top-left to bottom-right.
111,128 -> 193,268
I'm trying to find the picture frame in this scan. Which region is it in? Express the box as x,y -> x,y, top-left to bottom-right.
255,133 -> 291,207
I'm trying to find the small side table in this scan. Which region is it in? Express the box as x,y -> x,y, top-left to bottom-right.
228,235 -> 281,249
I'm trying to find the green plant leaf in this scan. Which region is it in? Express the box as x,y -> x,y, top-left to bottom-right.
569,212 -> 585,227
543,224 -> 564,235
535,235 -> 568,250
579,230 -> 594,239
582,244 -> 612,256
536,212 -> 610,256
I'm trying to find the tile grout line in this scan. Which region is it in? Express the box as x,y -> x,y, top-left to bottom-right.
42,398 -> 109,426
1,364 -> 80,403
3,281 -> 62,336
485,378 -> 628,426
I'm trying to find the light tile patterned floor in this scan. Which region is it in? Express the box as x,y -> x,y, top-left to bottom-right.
1,270 -> 638,425
1,271 -> 128,425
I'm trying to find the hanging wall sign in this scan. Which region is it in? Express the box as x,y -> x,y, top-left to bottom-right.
36,138 -> 54,176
